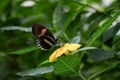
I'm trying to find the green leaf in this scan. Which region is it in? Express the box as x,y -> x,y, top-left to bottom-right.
10,46 -> 38,55
71,47 -> 97,55
54,54 -> 80,75
66,12 -> 82,38
102,23 -> 120,42
52,3 -> 63,31
0,0 -> 10,13
17,66 -> 53,77
116,51 -> 120,58
87,61 -> 120,80
113,35 -> 120,51
87,49 -> 114,62
0,26 -> 31,32
71,33 -> 81,43
86,11 -> 120,47
63,6 -> 84,31
37,59 -> 49,67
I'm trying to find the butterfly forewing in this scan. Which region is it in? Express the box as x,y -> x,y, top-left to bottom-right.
32,24 -> 46,38
32,24 -> 57,50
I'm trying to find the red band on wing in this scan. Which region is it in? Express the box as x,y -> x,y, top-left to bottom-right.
40,28 -> 47,36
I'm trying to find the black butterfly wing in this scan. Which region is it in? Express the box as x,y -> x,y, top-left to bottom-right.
36,36 -> 56,50
32,24 -> 56,50
32,24 -> 45,38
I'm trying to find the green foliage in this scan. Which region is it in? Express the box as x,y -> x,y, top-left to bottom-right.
10,46 -> 38,55
17,66 -> 54,77
0,0 -> 120,80
54,54 -> 80,75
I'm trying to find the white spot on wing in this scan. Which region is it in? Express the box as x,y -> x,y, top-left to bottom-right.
36,39 -> 47,50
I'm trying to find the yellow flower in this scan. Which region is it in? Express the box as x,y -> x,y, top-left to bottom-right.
49,43 -> 81,62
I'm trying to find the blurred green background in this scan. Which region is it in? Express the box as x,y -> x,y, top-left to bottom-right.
0,0 -> 120,80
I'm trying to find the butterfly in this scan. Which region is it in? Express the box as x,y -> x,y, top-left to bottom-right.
32,24 -> 57,50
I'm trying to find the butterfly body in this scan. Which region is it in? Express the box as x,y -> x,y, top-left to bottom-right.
32,24 -> 57,50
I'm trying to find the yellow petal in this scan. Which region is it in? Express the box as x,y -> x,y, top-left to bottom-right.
64,43 -> 81,51
49,43 -> 82,62
49,47 -> 67,62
